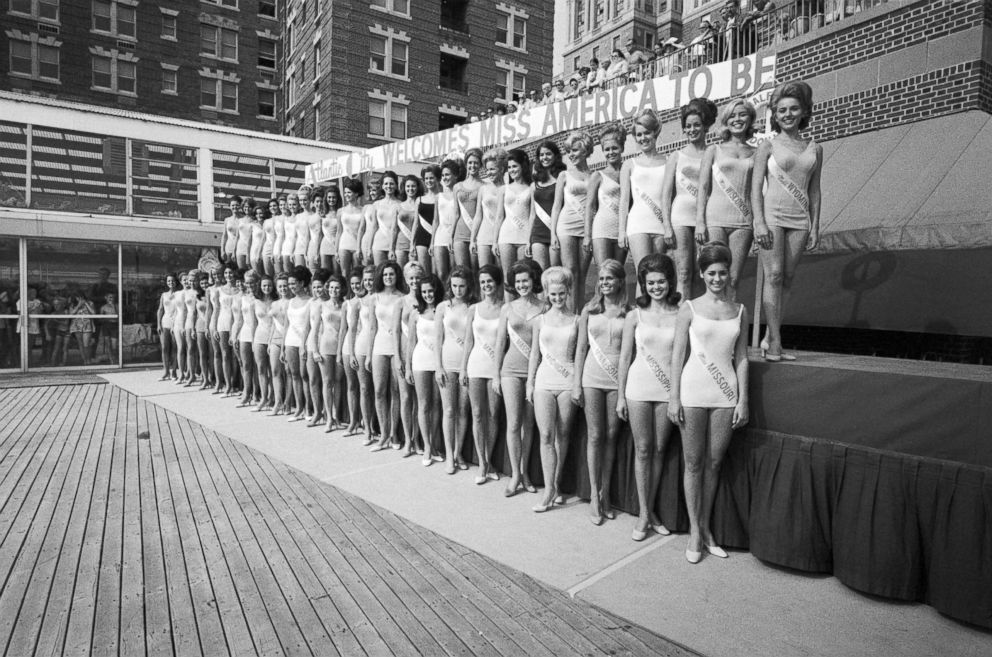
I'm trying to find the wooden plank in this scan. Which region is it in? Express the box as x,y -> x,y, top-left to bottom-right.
0,388 -> 50,494
207,432 -> 395,657
0,386 -> 95,655
135,400 -> 176,657
90,385 -> 132,657
328,490 -> 544,657
31,385 -> 115,657
255,456 -> 488,657
62,385 -> 122,656
0,387 -> 68,520
193,426 -> 336,657
142,403 -> 199,657
118,392 -> 147,657
176,416 -> 293,657
164,413 -> 257,657
156,405 -> 224,656
183,420 -> 318,657
0,387 -> 31,441
6,385 -> 108,657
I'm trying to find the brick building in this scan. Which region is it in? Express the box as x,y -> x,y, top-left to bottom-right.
2,0 -> 282,133
281,0 -> 555,146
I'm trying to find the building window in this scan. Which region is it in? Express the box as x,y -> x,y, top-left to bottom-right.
8,37 -> 60,82
287,71 -> 296,106
496,11 -> 526,50
92,1 -> 136,39
258,88 -> 276,118
202,0 -> 238,7
258,0 -> 276,18
369,33 -> 408,79
438,111 -> 462,130
440,0 -> 468,32
10,0 -> 59,21
200,76 -> 238,112
370,0 -> 409,18
200,24 -> 238,61
314,106 -> 320,139
495,67 -> 525,104
161,68 -> 177,94
258,38 -> 276,69
92,54 -> 136,94
313,41 -> 320,79
161,14 -> 176,40
574,1 -> 585,39
439,53 -> 468,93
368,98 -> 406,140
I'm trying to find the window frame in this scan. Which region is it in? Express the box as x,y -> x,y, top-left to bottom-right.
257,88 -> 276,119
496,10 -> 527,52
161,67 -> 178,95
199,75 -> 239,114
90,52 -> 136,96
91,1 -> 136,40
8,36 -> 60,83
368,30 -> 409,80
9,0 -> 59,21
367,96 -> 407,141
370,0 -> 410,19
161,14 -> 177,40
200,23 -> 239,62
258,37 -> 277,69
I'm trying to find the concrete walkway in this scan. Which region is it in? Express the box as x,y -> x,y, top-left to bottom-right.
104,371 -> 992,657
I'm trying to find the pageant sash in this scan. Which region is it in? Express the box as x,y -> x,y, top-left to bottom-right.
507,322 -> 531,359
643,351 -> 672,393
457,198 -> 474,230
638,190 -> 666,224
692,336 -> 738,404
398,216 -> 413,243
712,165 -> 752,221
676,169 -> 699,199
542,349 -> 573,381
534,200 -> 552,228
480,336 -> 496,363
768,157 -> 810,216
588,331 -> 619,385
419,213 -> 434,235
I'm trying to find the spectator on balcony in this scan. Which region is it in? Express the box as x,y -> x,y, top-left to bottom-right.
605,49 -> 629,88
540,82 -> 554,105
626,39 -> 651,81
564,76 -> 581,100
551,79 -> 567,103
740,0 -> 777,54
689,19 -> 720,67
586,58 -> 601,92
720,2 -> 742,59
577,67 -> 591,94
654,38 -> 683,77
521,89 -> 540,110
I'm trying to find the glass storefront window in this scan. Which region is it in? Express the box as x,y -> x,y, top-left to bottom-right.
0,238 -> 19,370
31,128 -> 127,215
25,239 -> 119,368
122,243 -> 205,366
0,121 -> 28,209
274,158 -> 306,197
213,151 -> 274,221
131,140 -> 199,220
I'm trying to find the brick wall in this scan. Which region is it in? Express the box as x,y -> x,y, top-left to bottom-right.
1,0 -> 280,133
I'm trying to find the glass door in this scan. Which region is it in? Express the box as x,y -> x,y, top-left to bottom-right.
0,238 -> 18,371
25,239 -> 120,369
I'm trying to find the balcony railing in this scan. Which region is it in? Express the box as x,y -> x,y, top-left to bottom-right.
585,0 -> 889,90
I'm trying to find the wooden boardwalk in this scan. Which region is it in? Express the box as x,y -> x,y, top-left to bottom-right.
0,384 -> 697,657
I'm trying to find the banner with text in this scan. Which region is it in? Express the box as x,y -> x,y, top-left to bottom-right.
306,53 -> 776,183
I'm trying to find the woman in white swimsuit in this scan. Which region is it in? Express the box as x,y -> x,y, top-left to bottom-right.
620,109 -> 675,272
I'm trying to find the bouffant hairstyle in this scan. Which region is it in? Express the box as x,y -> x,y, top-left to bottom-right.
373,260 -> 408,294
379,170 -> 401,198
507,259 -> 543,297
311,268 -> 332,285
440,158 -> 464,185
633,108 -> 662,136
342,177 -> 365,198
482,148 -> 509,178
401,174 -> 424,199
566,131 -> 595,157
697,241 -> 733,273
635,253 -> 681,308
681,97 -> 719,129
541,266 -> 573,308
506,149 -> 533,184
599,123 -> 626,149
464,148 -> 484,174
288,265 -> 311,288
770,80 -> 814,131
717,98 -> 757,142
477,263 -> 504,293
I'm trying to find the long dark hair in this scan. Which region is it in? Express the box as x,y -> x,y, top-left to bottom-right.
415,274 -> 444,313
533,140 -> 565,183
506,149 -> 533,185
373,261 -> 408,294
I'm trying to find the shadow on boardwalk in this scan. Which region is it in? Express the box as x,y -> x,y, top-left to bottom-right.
0,384 -> 697,657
